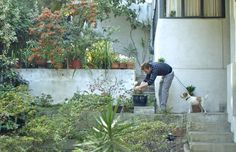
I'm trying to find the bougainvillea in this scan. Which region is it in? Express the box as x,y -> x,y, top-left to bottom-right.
28,8 -> 66,66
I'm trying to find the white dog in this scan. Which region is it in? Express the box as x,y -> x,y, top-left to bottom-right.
180,92 -> 208,113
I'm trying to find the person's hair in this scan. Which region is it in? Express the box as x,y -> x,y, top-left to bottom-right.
141,62 -> 151,70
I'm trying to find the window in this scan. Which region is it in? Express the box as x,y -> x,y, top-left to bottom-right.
160,0 -> 225,18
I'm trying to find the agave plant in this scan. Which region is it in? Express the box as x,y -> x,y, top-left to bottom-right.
76,103 -> 132,152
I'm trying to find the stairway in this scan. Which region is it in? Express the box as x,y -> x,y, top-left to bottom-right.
185,113 -> 236,152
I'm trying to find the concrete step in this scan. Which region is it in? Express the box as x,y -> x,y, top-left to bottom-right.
188,131 -> 233,143
133,106 -> 154,114
190,142 -> 236,152
187,113 -> 227,123
188,122 -> 231,132
135,75 -> 146,81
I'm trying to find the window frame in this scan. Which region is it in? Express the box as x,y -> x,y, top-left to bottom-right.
160,0 -> 225,19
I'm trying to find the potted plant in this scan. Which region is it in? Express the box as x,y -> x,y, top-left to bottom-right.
158,57 -> 165,63
85,40 -> 113,69
67,43 -> 84,69
126,56 -> 135,69
118,54 -> 128,69
186,85 -> 195,96
51,51 -> 65,69
186,85 -> 201,112
111,53 -> 120,69
132,90 -> 148,106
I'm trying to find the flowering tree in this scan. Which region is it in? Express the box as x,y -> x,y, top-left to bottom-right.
28,8 -> 66,66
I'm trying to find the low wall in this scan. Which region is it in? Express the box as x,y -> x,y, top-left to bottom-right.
17,69 -> 135,103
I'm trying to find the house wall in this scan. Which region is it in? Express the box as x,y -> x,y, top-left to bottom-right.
17,69 -> 135,104
154,0 -> 230,113
96,2 -> 153,75
227,0 -> 236,143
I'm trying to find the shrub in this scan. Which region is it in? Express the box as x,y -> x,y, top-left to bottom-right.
122,121 -> 176,152
0,85 -> 33,133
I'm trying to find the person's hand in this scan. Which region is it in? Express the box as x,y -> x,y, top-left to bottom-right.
134,86 -> 142,91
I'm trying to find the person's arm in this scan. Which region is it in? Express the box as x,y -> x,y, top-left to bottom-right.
146,70 -> 158,85
134,73 -> 150,91
143,73 -> 150,83
134,81 -> 149,91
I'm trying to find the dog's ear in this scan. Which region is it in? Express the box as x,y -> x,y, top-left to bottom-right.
183,92 -> 188,97
180,92 -> 187,98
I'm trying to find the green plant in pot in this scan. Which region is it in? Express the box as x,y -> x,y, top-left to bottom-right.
118,54 -> 129,69
158,57 -> 165,63
111,53 -> 120,69
67,43 -> 85,69
51,51 -> 65,69
85,40 -> 113,69
186,85 -> 195,96
132,89 -> 148,106
126,56 -> 135,69
186,85 -> 201,112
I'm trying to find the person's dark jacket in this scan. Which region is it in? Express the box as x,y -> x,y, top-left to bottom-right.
144,62 -> 172,85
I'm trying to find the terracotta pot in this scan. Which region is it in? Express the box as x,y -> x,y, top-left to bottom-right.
119,63 -> 127,69
53,63 -> 64,69
35,58 -> 47,67
70,60 -> 82,69
14,61 -> 21,69
192,104 -> 202,113
87,63 -> 95,69
126,62 -> 135,69
172,127 -> 185,137
111,62 -> 120,69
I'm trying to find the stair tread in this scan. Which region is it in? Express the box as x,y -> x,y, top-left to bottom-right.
189,131 -> 232,134
190,142 -> 236,145
188,112 -> 226,115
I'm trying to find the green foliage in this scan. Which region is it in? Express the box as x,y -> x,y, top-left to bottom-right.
0,0 -> 19,53
122,121 -> 176,152
0,85 -> 34,132
94,0 -> 146,29
0,0 -> 38,55
86,40 -> 113,69
186,85 -> 196,96
37,0 -> 70,12
69,92 -> 113,112
34,93 -> 53,107
0,85 -> 32,116
158,57 -> 165,63
76,103 -> 132,152
0,55 -> 28,86
147,95 -> 156,106
10,0 -> 39,57
0,136 -> 35,152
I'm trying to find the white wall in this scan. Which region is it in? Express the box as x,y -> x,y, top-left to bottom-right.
97,15 -> 152,75
228,0 -> 236,142
227,64 -> 236,142
17,69 -> 135,104
154,1 -> 230,113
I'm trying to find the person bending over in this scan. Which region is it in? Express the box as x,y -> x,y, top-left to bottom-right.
135,62 -> 174,110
